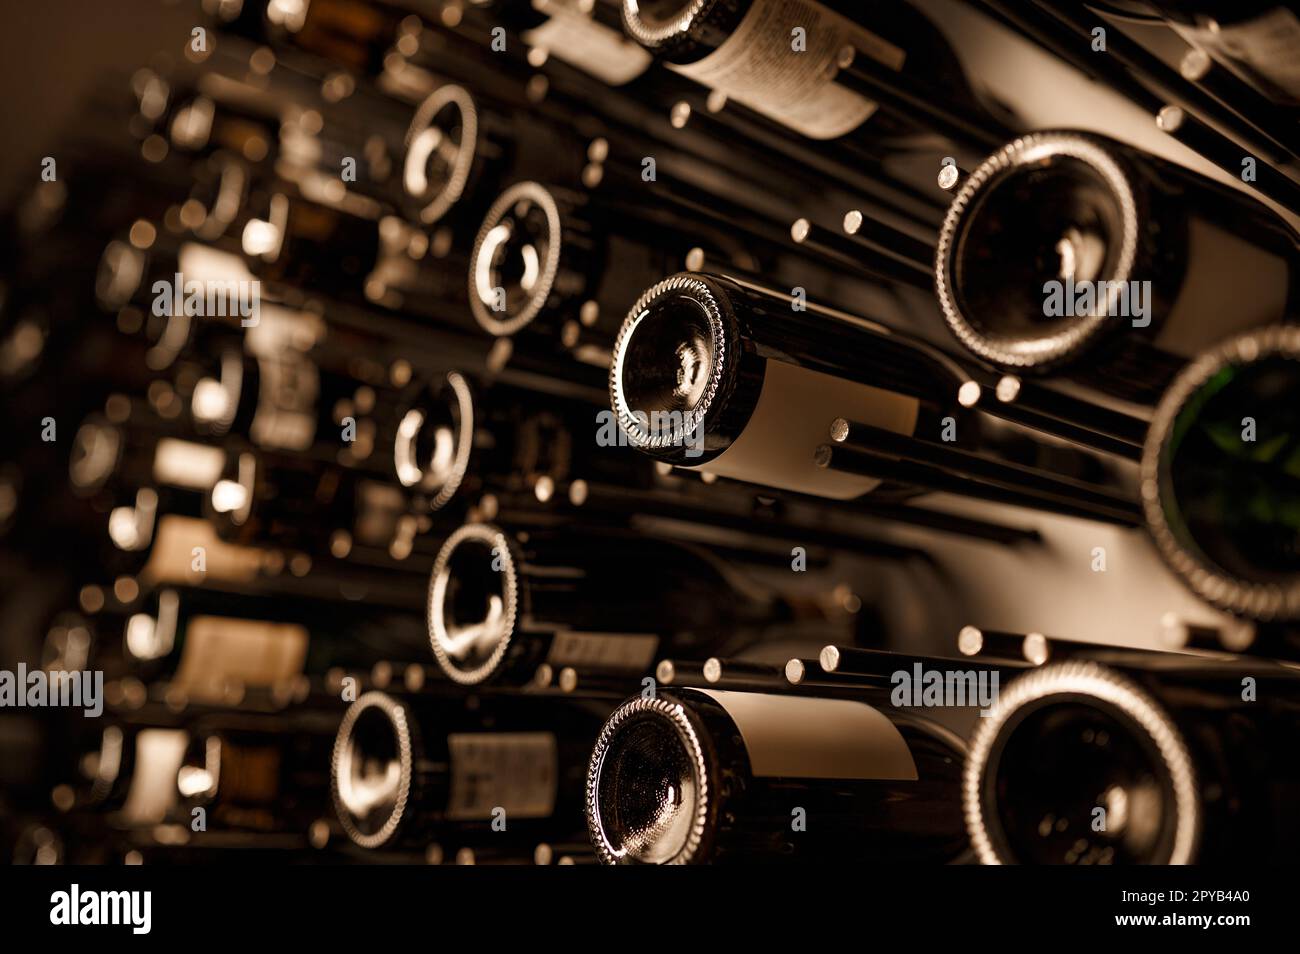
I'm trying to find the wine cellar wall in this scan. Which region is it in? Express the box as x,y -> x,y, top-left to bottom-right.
1,0 -> 1299,870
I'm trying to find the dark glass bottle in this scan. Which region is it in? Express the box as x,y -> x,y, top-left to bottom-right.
466,178 -> 780,358
82,580 -> 428,689
175,708 -> 340,834
965,655 -> 1300,864
394,370 -> 651,514
608,271 -> 973,499
1153,1 -> 1300,106
463,0 -> 654,86
1141,325 -> 1300,620
225,171 -> 384,302
216,0 -> 413,75
424,520 -> 804,685
330,689 -> 605,850
400,81 -> 516,233
202,441 -> 451,577
586,686 -> 969,863
620,0 -> 982,145
935,130 -> 1300,406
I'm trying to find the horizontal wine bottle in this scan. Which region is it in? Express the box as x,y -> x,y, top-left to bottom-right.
68,405 -> 226,502
608,270 -> 1111,505
585,686 -> 969,863
394,369 -> 651,513
463,0 -> 654,86
180,300 -> 418,465
1153,1 -> 1300,106
1141,325 -> 1300,620
216,0 -> 413,75
80,579 -> 428,690
425,520 -> 807,685
467,179 -> 776,354
152,44 -> 418,217
7,405 -> 232,580
619,0 -> 982,145
330,689 -> 604,849
52,409 -> 224,565
176,708 -> 340,834
141,39 -> 499,268
400,81 -> 516,232
203,440 -> 451,571
965,655 -> 1300,864
934,130 -> 1300,405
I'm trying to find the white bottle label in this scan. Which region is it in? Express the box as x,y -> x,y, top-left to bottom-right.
173,616 -> 309,702
697,357 -> 919,498
523,1 -> 653,86
446,732 -> 558,820
698,689 -> 918,780
671,0 -> 906,140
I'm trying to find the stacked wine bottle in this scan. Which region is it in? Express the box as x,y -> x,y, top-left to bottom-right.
1,0 -> 1298,867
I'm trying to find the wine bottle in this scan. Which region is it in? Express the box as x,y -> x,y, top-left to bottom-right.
175,708 -> 340,834
179,296 -> 428,467
965,655 -> 1300,864
608,271 -> 1137,520
152,43 -> 416,219
463,0 -> 654,86
425,520 -> 807,685
51,407 -> 225,567
399,80 -> 520,233
1141,325 -> 1300,620
203,440 -> 451,575
217,0 -> 414,75
82,579 -> 428,691
935,130 -> 1300,406
608,270 -> 945,498
466,178 -> 781,357
394,369 -> 651,513
585,686 -> 969,863
330,689 -> 603,849
5,402 -> 227,580
226,171 -> 385,301
619,0 -> 987,147
1152,1 -> 1300,106
395,1 -> 934,234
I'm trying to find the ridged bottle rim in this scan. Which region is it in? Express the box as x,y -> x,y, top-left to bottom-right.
622,0 -> 712,48
426,522 -> 519,685
331,691 -> 415,850
404,83 -> 478,226
963,660 -> 1200,865
934,131 -> 1141,370
393,369 -> 476,512
468,181 -> 563,337
609,272 -> 729,452
1140,324 -> 1300,620
586,694 -> 711,865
